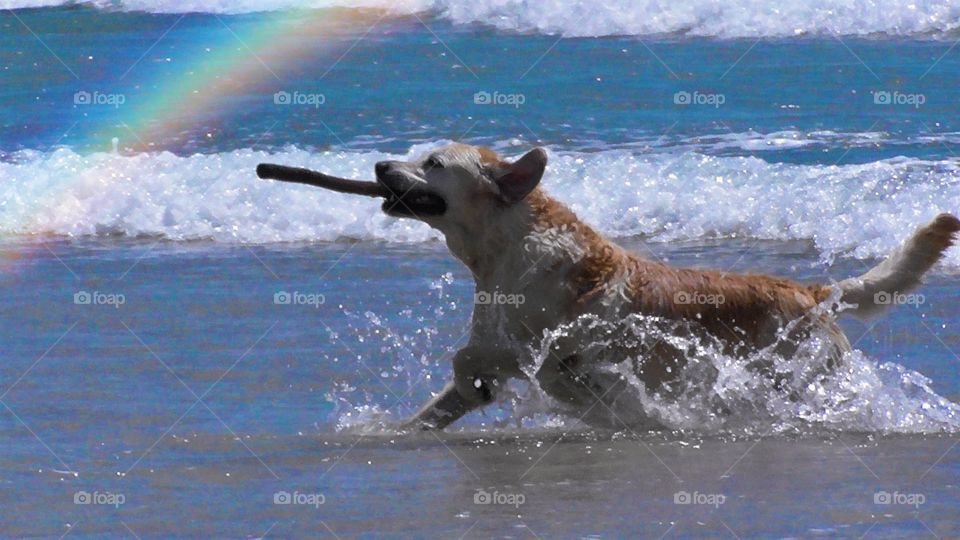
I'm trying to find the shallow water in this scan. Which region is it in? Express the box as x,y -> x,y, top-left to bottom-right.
2,239 -> 959,536
5,430 -> 960,538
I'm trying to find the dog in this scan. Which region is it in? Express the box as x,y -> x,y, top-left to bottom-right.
372,143 -> 960,430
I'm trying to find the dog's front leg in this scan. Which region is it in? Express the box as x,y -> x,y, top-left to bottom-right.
403,346 -> 514,430
403,380 -> 478,430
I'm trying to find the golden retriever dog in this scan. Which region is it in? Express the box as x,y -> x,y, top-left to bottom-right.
321,144 -> 960,430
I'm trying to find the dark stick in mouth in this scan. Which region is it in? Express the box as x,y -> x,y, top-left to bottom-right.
256,163 -> 388,198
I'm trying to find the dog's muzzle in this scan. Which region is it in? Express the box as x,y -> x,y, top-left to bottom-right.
375,161 -> 447,218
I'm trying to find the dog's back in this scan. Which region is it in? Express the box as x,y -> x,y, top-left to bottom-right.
528,188 -> 958,337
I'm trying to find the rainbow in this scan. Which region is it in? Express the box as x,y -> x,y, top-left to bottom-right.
104,8 -> 391,152
0,7 -> 397,272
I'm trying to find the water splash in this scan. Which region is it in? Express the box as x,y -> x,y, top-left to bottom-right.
333,283 -> 960,435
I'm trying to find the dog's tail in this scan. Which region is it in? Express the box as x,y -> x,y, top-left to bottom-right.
816,213 -> 960,319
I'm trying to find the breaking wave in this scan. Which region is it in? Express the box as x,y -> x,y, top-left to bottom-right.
7,0 -> 960,39
3,142 -> 960,270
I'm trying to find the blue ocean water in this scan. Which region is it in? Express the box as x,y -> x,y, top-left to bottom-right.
3,8 -> 960,160
2,1 -> 960,537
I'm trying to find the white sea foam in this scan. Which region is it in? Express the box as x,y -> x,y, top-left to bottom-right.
4,143 -> 960,269
6,0 -> 960,38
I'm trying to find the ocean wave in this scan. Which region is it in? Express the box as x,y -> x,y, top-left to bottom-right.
6,0 -> 960,38
2,143 -> 960,268
545,130 -> 960,155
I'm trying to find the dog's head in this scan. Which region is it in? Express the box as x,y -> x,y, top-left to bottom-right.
375,144 -> 547,231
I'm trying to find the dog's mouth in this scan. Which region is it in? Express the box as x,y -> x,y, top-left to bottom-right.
255,162 -> 446,218
377,175 -> 447,218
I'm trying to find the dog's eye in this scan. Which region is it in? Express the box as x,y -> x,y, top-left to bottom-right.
424,156 -> 443,170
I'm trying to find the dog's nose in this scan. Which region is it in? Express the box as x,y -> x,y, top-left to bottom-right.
375,161 -> 391,178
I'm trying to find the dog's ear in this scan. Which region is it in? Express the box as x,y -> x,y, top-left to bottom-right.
494,147 -> 547,203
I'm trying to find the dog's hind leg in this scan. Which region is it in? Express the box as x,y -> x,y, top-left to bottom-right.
535,352 -> 652,429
